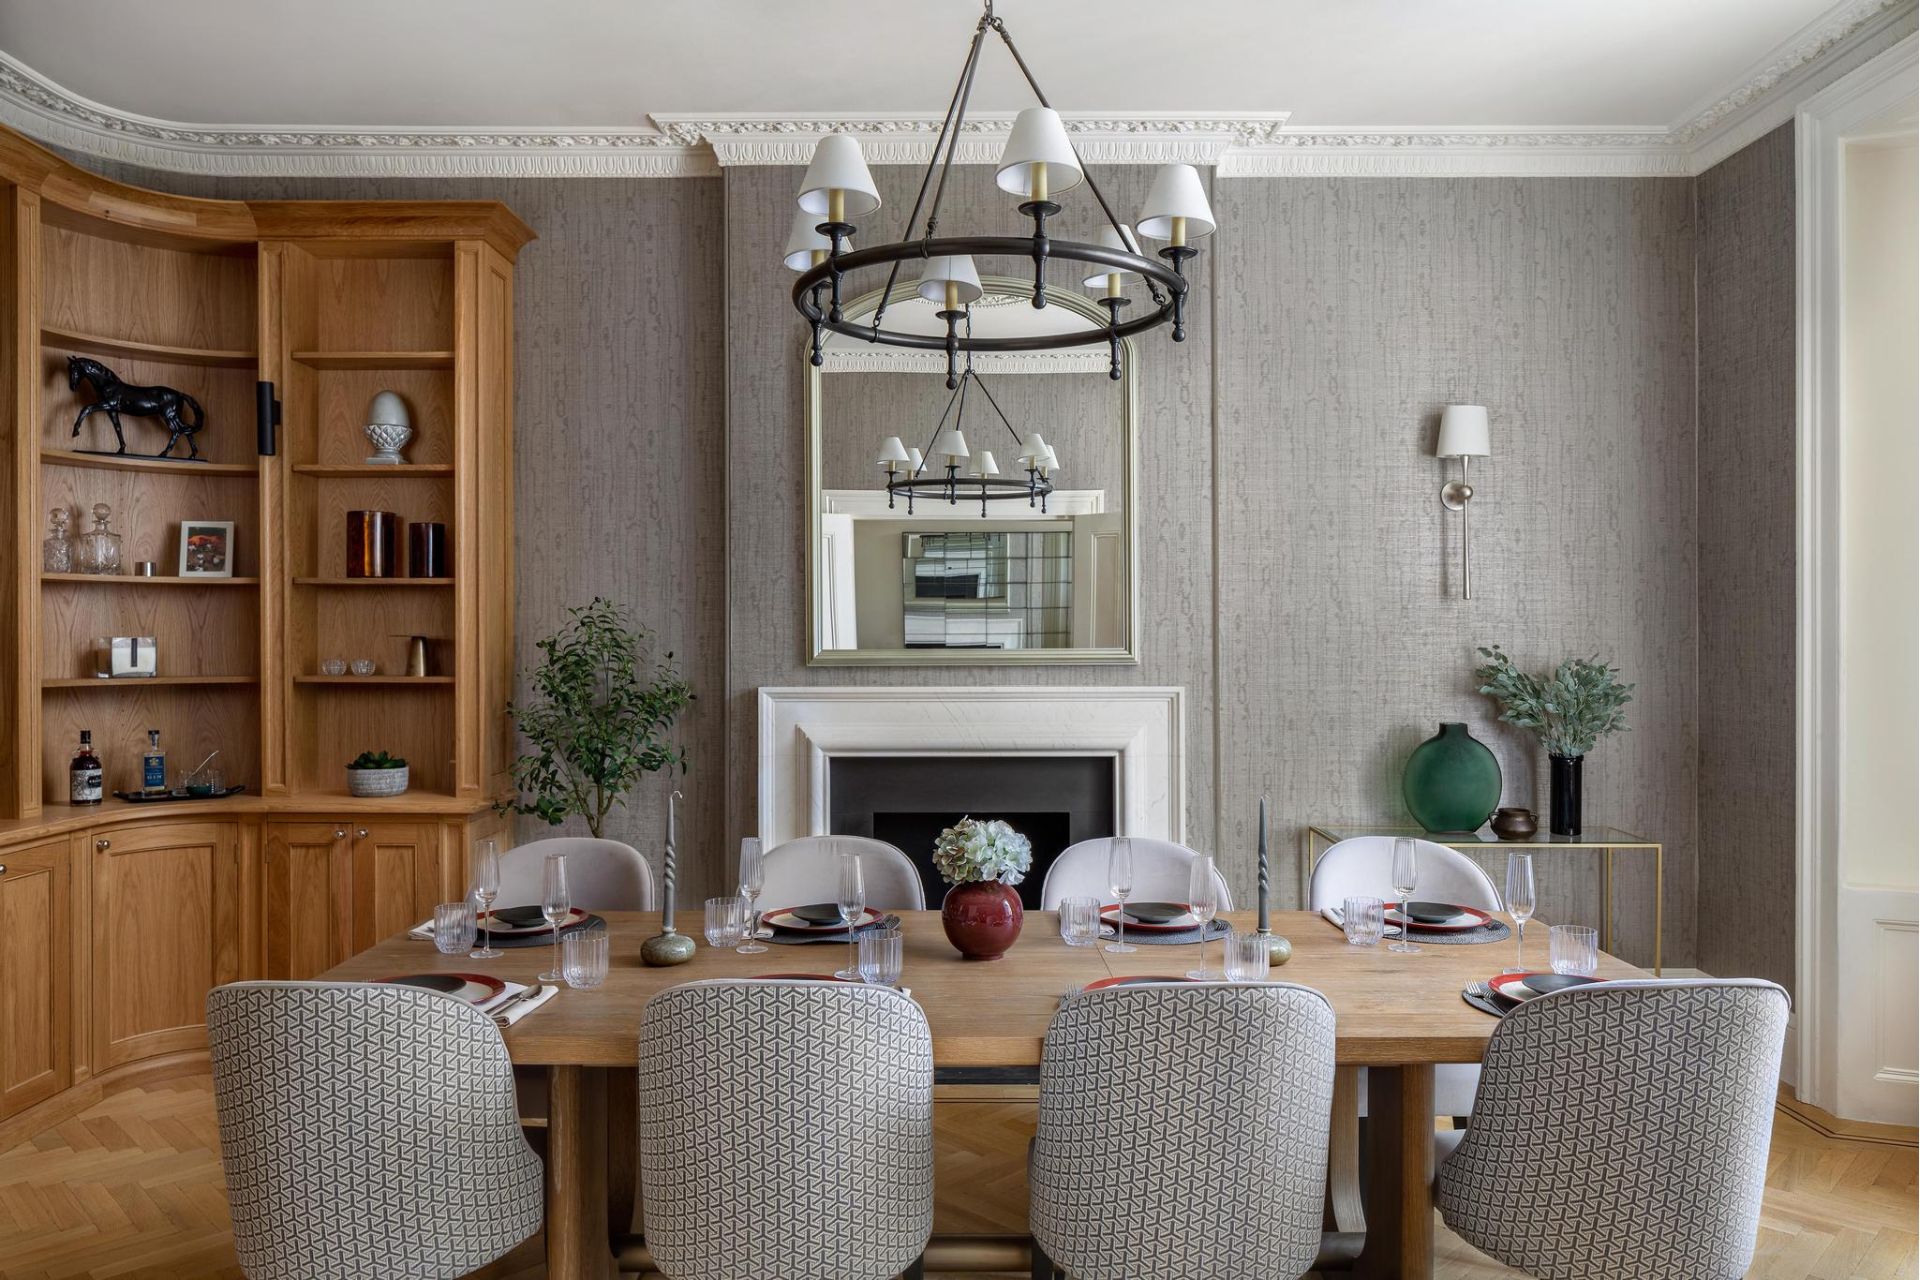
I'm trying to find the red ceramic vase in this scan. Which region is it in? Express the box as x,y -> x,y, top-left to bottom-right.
941,880 -> 1024,961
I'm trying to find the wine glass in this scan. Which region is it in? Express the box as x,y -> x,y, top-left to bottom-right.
470,839 -> 501,960
539,852 -> 571,982
736,837 -> 768,955
1504,852 -> 1536,974
1104,837 -> 1136,954
835,851 -> 866,980
1388,836 -> 1421,954
1185,855 -> 1221,979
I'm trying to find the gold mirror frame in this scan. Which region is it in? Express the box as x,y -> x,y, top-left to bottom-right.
806,275 -> 1140,667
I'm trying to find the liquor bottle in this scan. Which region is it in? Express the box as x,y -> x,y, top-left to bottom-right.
142,729 -> 167,794
70,730 -> 103,805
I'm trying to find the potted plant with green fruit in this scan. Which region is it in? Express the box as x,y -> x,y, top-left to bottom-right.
346,750 -> 409,798
932,816 -> 1032,961
1473,645 -> 1633,836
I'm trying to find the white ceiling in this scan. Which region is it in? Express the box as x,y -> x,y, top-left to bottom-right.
0,0 -> 1849,131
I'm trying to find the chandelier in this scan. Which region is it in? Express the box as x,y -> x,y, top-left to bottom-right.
782,0 -> 1218,391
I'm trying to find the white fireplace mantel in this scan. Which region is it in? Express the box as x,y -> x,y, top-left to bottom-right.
756,686 -> 1185,850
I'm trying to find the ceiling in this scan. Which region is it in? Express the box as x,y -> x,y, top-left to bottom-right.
0,0 -> 1851,131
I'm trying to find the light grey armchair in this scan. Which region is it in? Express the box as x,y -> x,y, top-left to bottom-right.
1029,982 -> 1337,1280
1437,978 -> 1790,1279
637,978 -> 935,1280
206,981 -> 542,1280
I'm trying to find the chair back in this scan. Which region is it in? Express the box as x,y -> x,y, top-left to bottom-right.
1030,982 -> 1334,1280
206,981 -> 542,1279
1437,978 -> 1789,1280
638,979 -> 934,1280
760,835 -> 926,909
497,836 -> 656,911
1309,835 -> 1501,912
1039,836 -> 1234,910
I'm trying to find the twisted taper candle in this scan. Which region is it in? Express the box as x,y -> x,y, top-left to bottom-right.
1257,793 -> 1270,933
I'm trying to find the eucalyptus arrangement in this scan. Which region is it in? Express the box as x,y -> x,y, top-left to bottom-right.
1472,645 -> 1633,835
932,816 -> 1032,962
501,597 -> 693,839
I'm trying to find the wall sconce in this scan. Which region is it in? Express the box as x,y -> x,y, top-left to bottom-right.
1435,404 -> 1491,599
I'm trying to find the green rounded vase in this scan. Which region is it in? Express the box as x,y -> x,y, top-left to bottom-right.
1402,722 -> 1502,833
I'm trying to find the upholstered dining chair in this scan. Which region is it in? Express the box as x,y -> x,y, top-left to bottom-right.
638,979 -> 934,1280
1437,978 -> 1790,1279
205,981 -> 542,1280
1030,982 -> 1336,1280
1038,836 -> 1234,910
761,834 -> 927,909
496,835 -> 656,911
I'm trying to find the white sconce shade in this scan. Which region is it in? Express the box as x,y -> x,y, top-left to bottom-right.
1436,404 -> 1492,457
875,436 -> 911,467
971,449 -> 1002,478
995,107 -> 1085,200
907,447 -> 925,475
1081,223 -> 1144,289
1137,163 -> 1217,241
783,210 -> 840,271
933,428 -> 970,463
797,134 -> 882,219
916,254 -> 984,306
1017,432 -> 1049,467
1043,444 -> 1060,471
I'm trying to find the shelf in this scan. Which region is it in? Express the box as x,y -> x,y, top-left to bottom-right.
41,324 -> 257,368
291,463 -> 454,477
42,573 -> 259,587
293,577 -> 452,587
294,675 -> 454,686
291,350 -> 455,370
42,675 -> 257,689
41,448 -> 259,477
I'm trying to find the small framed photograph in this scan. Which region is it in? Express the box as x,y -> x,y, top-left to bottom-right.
178,520 -> 235,578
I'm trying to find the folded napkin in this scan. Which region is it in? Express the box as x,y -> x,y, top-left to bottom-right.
480,981 -> 559,1027
408,918 -> 436,940
1319,907 -> 1343,930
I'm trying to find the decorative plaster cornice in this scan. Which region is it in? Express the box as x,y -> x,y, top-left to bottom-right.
1217,128 -> 1689,178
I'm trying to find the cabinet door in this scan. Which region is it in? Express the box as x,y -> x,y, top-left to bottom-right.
350,822 -> 445,953
261,823 -> 350,980
0,839 -> 71,1119
92,821 -> 240,1071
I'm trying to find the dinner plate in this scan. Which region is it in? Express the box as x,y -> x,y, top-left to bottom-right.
380,972 -> 508,1006
478,905 -> 592,936
1082,975 -> 1199,991
1099,902 -> 1201,932
761,905 -> 885,933
742,973 -> 859,981
1487,971 -> 1600,1007
1383,902 -> 1496,933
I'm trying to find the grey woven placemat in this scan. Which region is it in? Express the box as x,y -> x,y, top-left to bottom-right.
1402,917 -> 1511,946
1108,920 -> 1231,946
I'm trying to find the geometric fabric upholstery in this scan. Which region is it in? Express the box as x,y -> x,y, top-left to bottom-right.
637,979 -> 934,1280
1030,982 -> 1335,1280
1437,978 -> 1790,1280
205,981 -> 543,1279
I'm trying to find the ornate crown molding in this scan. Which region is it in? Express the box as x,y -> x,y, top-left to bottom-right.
1217,128 -> 1689,177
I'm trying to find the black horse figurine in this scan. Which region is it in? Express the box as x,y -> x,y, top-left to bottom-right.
67,356 -> 205,460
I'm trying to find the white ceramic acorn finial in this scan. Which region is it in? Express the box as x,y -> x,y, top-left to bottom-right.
364,390 -> 413,465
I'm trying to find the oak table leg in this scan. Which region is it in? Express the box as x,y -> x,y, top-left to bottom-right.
547,1065 -> 617,1280
1357,1063 -> 1435,1280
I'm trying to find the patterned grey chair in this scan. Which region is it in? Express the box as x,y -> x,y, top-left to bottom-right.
1030,982 -> 1336,1280
205,981 -> 542,1280
638,979 -> 934,1280
1437,978 -> 1790,1280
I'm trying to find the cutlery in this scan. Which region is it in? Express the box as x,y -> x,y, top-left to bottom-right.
489,984 -> 544,1021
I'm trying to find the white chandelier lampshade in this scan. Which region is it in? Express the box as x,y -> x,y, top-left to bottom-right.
907,446 -> 925,475
1435,404 -> 1492,457
797,133 -> 882,220
970,449 -> 1002,478
1042,444 -> 1060,472
995,107 -> 1086,201
1138,163 -> 1217,244
932,427 -> 971,465
783,210 -> 840,272
1082,223 -> 1145,290
1017,432 -> 1050,468
875,436 -> 911,471
916,254 -> 984,308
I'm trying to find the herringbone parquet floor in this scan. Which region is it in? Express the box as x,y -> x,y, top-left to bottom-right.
0,1074 -> 1912,1279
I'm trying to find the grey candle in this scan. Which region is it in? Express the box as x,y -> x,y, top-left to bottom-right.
642,787 -> 696,965
662,788 -> 680,930
1257,794 -> 1270,933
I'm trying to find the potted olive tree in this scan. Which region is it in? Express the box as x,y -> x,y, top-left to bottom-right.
1473,645 -> 1633,836
501,598 -> 693,838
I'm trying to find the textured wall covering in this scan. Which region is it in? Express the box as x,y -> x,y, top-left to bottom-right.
1696,124 -> 1797,993
1212,176 -> 1700,966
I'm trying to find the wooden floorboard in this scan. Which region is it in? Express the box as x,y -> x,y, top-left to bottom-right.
0,1074 -> 1911,1279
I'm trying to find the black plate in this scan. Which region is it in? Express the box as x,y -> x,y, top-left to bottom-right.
790,902 -> 850,925
1124,901 -> 1186,924
490,904 -> 548,928
1405,900 -> 1470,924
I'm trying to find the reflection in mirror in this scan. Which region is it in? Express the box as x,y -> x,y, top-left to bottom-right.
809,279 -> 1136,665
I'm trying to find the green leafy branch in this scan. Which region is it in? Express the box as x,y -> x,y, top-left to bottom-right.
1472,644 -> 1633,758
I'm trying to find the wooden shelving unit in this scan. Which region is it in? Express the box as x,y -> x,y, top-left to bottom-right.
292,675 -> 455,686
290,463 -> 455,478
41,448 -> 260,477
43,574 -> 260,587
42,676 -> 258,689
292,576 -> 452,588
290,350 -> 455,370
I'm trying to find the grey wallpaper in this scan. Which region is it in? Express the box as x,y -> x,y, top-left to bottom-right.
1696,124 -> 1798,993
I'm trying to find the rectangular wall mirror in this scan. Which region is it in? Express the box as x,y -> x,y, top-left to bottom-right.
808,277 -> 1138,665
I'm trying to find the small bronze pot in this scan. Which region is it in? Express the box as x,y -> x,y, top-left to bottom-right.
1490,806 -> 1539,840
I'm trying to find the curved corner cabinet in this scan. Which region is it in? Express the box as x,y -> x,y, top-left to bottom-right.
0,125 -> 531,1140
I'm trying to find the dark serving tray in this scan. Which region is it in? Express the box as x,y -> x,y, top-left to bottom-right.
110,785 -> 248,803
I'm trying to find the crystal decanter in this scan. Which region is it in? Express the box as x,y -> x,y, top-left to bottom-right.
75,502 -> 122,575
42,507 -> 73,574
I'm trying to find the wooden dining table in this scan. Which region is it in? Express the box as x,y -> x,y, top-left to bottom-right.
321,907 -> 1643,1279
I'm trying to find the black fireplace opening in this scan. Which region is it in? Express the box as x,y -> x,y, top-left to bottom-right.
829,755 -> 1115,910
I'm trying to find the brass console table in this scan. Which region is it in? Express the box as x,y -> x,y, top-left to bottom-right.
1303,823 -> 1664,974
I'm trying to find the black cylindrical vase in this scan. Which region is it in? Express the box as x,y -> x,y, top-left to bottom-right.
1549,753 -> 1584,836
